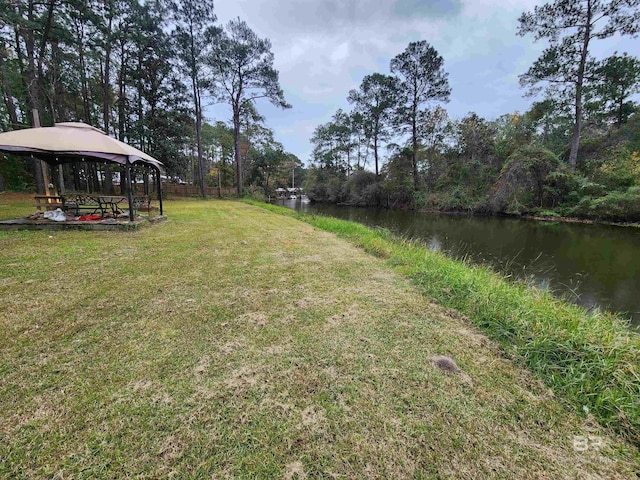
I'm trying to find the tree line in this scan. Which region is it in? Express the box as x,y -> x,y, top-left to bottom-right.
307,0 -> 640,222
0,0 -> 297,197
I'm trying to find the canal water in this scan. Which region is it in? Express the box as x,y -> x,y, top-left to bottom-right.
283,200 -> 640,326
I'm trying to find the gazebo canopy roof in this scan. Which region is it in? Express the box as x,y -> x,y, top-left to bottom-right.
0,122 -> 163,170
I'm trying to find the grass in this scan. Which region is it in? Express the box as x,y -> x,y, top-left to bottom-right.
0,193 -> 638,478
0,192 -> 33,219
249,200 -> 640,449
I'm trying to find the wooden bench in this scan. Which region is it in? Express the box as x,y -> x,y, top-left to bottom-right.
34,195 -> 65,211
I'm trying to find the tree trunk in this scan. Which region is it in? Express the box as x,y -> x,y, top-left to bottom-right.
120,166 -> 128,196
13,25 -> 28,113
90,163 -> 101,192
617,94 -> 624,127
0,41 -> 19,128
568,94 -> 583,170
568,0 -> 592,169
56,165 -> 65,194
185,22 -> 206,198
46,40 -> 65,122
102,15 -> 113,134
72,163 -> 81,191
193,78 -> 205,197
36,0 -> 55,122
19,3 -> 45,193
136,48 -> 144,150
233,104 -> 243,196
77,21 -> 92,124
412,105 -> 419,190
373,135 -> 379,177
117,36 -> 128,141
102,13 -> 114,194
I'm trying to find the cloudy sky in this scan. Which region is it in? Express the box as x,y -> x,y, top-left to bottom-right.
206,0 -> 636,165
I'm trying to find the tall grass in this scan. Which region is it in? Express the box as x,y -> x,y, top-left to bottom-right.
248,200 -> 640,446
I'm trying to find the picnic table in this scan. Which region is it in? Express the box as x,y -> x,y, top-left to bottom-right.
96,195 -> 127,216
34,193 -> 150,218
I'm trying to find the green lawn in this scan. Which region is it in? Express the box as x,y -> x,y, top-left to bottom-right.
0,196 -> 637,478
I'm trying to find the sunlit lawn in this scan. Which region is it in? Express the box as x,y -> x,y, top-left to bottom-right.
0,195 -> 637,478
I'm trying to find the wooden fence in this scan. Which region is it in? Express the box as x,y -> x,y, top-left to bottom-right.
162,183 -> 237,197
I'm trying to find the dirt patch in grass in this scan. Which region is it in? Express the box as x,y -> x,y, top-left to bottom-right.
0,199 -> 637,478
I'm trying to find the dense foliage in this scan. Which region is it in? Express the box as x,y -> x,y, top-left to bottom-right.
0,0 -> 295,197
308,0 -> 640,222
309,103 -> 640,221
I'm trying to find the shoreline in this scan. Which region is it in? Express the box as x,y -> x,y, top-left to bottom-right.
306,199 -> 640,228
420,207 -> 640,228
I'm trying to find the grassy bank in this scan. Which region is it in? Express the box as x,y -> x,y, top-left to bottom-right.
249,200 -> 640,449
1,196 -> 638,477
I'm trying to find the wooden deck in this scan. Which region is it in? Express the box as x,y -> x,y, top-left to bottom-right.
0,215 -> 166,231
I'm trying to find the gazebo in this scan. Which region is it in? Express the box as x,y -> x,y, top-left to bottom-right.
0,122 -> 163,222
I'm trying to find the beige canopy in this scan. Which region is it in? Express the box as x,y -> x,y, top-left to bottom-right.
0,122 -> 163,170
0,122 -> 164,219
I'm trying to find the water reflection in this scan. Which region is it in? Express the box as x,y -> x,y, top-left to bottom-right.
284,200 -> 640,326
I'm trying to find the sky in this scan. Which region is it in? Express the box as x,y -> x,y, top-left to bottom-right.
205,0 -> 638,166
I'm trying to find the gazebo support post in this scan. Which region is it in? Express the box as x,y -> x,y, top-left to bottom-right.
156,166 -> 163,216
125,159 -> 135,222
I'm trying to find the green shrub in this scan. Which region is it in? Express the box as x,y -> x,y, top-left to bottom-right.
596,147 -> 640,189
383,177 -> 413,208
344,170 -> 383,206
246,185 -> 266,202
436,186 -> 474,212
570,187 -> 640,222
490,146 -> 559,214
542,165 -> 581,207
326,176 -> 346,203
535,209 -> 561,217
0,155 -> 32,191
411,189 -> 426,209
